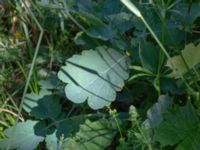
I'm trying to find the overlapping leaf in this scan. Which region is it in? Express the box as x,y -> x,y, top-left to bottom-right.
171,1 -> 200,27
45,131 -> 64,150
144,95 -> 173,127
106,12 -> 134,33
58,46 -> 130,109
0,120 -> 47,150
63,119 -> 116,150
139,42 -> 160,73
39,74 -> 60,90
23,90 -> 61,119
166,43 -> 200,78
154,102 -> 200,149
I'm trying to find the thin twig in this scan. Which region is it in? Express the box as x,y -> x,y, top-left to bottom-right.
0,108 -> 24,122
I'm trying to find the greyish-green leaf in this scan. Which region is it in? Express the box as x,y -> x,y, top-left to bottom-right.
0,120 -> 46,150
144,95 -> 173,127
45,131 -> 66,150
57,46 -> 130,109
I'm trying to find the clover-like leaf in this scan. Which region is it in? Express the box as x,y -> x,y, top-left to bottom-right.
0,120 -> 47,150
166,43 -> 200,78
58,46 -> 130,109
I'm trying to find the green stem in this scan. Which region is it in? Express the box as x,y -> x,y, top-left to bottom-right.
108,107 -> 123,138
135,120 -> 153,150
140,16 -> 171,59
120,0 -> 194,94
16,61 -> 34,92
156,15 -> 166,96
114,117 -> 123,138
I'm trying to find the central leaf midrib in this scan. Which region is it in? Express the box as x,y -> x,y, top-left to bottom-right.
75,55 -> 126,97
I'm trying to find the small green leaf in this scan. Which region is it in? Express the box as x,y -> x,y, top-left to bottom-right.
58,46 -> 130,109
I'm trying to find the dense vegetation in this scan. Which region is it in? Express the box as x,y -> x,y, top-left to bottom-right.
0,0 -> 200,149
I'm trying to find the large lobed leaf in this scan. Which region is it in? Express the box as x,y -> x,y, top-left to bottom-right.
154,102 -> 200,149
58,46 -> 130,109
166,43 -> 200,78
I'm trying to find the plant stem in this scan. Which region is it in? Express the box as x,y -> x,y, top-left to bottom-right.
140,16 -> 171,59
114,117 -> 123,138
16,61 -> 34,92
135,120 -> 153,150
156,13 -> 167,96
108,107 -> 123,138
